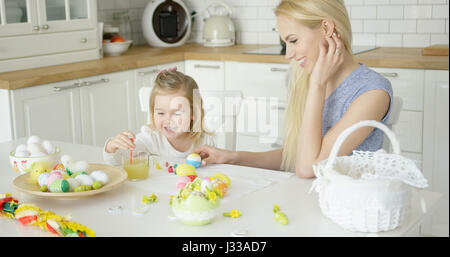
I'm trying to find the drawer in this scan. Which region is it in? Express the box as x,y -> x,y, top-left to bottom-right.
392,110 -> 423,153
236,134 -> 282,152
225,61 -> 288,102
0,30 -> 98,60
371,68 -> 424,111
185,60 -> 224,91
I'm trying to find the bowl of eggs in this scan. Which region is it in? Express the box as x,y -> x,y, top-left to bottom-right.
9,136 -> 61,174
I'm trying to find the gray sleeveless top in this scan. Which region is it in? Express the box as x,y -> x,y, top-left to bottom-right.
322,63 -> 393,152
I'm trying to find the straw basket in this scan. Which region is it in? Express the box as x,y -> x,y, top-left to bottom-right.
310,120 -> 428,233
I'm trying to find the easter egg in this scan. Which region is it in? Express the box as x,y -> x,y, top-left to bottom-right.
211,173 -> 231,187
92,181 -> 103,190
212,179 -> 228,198
90,170 -> 108,184
176,176 -> 192,189
53,163 -> 65,171
15,144 -> 28,153
15,151 -> 30,157
49,179 -> 70,193
74,185 -> 92,192
38,172 -> 51,187
61,155 -> 73,168
27,135 -> 41,145
75,174 -> 94,186
200,179 -> 214,194
66,178 -> 80,192
46,172 -> 63,187
175,163 -> 196,177
186,153 -> 202,168
41,140 -> 55,154
51,169 -> 69,179
27,143 -> 45,155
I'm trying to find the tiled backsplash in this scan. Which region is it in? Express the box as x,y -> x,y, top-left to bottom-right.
97,0 -> 449,47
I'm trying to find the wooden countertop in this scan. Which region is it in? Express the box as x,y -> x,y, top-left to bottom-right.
0,43 -> 448,90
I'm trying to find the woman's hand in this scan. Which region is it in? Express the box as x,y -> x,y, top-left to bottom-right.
105,131 -> 136,153
309,31 -> 345,90
192,145 -> 235,166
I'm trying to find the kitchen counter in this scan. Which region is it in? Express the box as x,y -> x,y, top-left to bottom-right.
0,43 -> 448,90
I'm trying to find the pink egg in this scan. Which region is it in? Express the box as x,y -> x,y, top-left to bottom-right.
176,176 -> 192,189
47,173 -> 63,187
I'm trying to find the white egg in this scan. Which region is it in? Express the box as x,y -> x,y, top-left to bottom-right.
61,155 -> 73,167
66,178 -> 80,192
75,174 -> 94,186
27,135 -> 41,145
27,143 -> 45,154
30,152 -> 47,157
41,140 -> 55,154
14,151 -> 30,157
72,161 -> 89,172
90,170 -> 109,184
15,144 -> 28,153
38,172 -> 51,187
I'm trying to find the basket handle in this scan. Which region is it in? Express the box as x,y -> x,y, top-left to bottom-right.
324,120 -> 401,172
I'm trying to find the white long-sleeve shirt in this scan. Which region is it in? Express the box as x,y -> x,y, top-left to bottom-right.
103,126 -> 216,166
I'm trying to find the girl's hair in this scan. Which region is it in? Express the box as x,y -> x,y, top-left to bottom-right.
275,0 -> 353,171
149,70 -> 211,146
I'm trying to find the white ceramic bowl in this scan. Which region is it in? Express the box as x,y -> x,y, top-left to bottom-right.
103,40 -> 132,56
9,147 -> 61,174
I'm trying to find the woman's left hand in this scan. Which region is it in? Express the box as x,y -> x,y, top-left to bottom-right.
309,32 -> 345,90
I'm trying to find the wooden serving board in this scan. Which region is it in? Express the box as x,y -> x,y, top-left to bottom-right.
422,44 -> 449,56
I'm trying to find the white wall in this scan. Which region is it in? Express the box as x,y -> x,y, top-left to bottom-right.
97,0 -> 449,47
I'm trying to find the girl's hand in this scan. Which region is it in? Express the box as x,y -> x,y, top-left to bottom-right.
192,145 -> 235,166
309,31 -> 345,90
105,131 -> 136,153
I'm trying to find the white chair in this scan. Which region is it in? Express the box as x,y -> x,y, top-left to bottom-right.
383,96 -> 403,151
138,88 -> 243,151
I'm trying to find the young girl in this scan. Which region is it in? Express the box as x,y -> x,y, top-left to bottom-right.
103,68 -> 215,165
192,0 -> 393,178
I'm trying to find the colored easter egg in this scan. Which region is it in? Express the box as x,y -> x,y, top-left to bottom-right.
92,181 -> 103,190
176,176 -> 192,189
49,179 -> 70,193
175,163 -> 196,177
74,185 -> 92,192
75,174 -> 94,186
212,173 -> 231,187
47,172 -> 64,187
38,172 -> 51,187
186,153 -> 202,168
212,179 -> 228,198
90,170 -> 108,184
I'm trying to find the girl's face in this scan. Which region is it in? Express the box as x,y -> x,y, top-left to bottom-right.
153,92 -> 192,140
277,15 -> 325,73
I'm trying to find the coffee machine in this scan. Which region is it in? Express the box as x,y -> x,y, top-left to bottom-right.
142,0 -> 192,47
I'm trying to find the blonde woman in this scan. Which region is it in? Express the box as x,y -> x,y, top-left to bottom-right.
193,0 -> 392,178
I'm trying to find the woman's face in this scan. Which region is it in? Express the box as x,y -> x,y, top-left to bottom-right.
277,15 -> 325,73
153,92 -> 192,140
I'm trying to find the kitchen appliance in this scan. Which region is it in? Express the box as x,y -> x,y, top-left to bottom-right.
243,45 -> 378,55
142,0 -> 191,47
202,1 -> 235,47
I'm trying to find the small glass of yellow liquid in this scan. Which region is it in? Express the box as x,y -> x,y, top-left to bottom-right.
122,152 -> 149,181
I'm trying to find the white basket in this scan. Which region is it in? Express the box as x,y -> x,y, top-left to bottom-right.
310,120 -> 428,233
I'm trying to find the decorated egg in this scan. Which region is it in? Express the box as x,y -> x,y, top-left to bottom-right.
176,176 -> 192,189
75,174 -> 94,186
211,179 -> 228,198
200,178 -> 214,194
38,172 -> 51,187
53,163 -> 65,171
175,163 -> 196,177
211,173 -> 231,187
90,170 -> 108,184
186,153 -> 202,168
15,144 -> 28,153
61,155 -> 73,168
27,135 -> 41,145
27,143 -> 45,155
41,140 -> 55,154
49,179 -> 70,193
51,169 -> 70,179
66,178 -> 80,192
15,151 -> 30,157
47,172 -> 63,187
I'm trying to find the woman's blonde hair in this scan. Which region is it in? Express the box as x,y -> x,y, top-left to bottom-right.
275,0 -> 353,171
149,70 -> 211,146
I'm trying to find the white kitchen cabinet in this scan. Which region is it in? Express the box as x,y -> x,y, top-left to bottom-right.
0,0 -> 100,72
185,60 -> 225,91
79,70 -> 136,147
9,78 -> 84,144
421,70 -> 449,237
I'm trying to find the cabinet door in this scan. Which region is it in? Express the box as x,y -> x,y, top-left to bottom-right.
185,60 -> 224,91
10,79 -> 83,143
422,70 -> 449,237
79,71 -> 135,147
36,0 -> 97,33
0,0 -> 38,36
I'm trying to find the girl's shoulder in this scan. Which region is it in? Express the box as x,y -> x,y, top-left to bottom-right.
352,64 -> 392,91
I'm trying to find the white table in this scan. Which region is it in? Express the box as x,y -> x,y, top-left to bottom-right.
0,139 -> 443,237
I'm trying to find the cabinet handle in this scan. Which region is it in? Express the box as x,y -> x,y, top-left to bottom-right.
41,24 -> 49,30
32,26 -> 40,31
81,78 -> 109,86
137,69 -> 159,76
194,64 -> 220,69
80,38 -> 87,43
53,82 -> 82,92
53,78 -> 109,91
270,67 -> 288,72
380,72 -> 398,78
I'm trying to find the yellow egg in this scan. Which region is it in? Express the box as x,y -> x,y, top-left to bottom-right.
212,173 -> 230,187
175,163 -> 196,177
